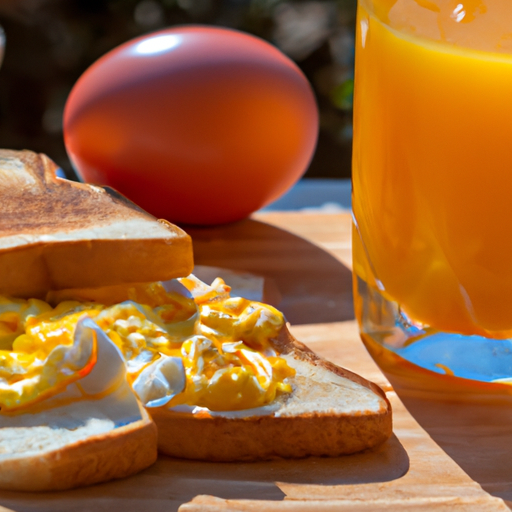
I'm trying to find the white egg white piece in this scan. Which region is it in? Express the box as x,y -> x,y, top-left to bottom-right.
162,278 -> 193,299
132,355 -> 186,408
0,316 -> 142,436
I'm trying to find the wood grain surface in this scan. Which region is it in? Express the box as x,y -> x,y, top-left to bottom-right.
0,211 -> 509,512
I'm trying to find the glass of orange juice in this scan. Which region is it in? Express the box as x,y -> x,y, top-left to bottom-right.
352,0 -> 512,394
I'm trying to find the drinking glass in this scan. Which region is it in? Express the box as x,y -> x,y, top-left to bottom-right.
352,0 -> 512,395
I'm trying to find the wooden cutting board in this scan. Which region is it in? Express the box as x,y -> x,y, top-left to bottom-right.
0,212 -> 508,512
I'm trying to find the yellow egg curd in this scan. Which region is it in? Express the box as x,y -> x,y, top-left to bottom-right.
0,276 -> 294,412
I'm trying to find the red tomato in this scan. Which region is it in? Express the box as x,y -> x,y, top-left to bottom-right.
64,26 -> 318,225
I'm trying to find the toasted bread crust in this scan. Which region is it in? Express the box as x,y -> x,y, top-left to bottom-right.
152,326 -> 392,461
1,149 -> 158,234
0,410 -> 158,492
272,324 -> 390,402
0,149 -> 193,297
152,406 -> 391,462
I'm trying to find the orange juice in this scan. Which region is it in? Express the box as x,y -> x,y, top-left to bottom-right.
353,0 -> 512,339
352,0 -> 512,388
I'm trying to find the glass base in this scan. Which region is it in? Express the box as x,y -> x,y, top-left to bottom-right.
355,275 -> 512,386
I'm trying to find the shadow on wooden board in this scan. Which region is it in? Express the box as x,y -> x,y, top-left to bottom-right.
0,435 -> 408,512
188,218 -> 354,325
395,391 -> 512,507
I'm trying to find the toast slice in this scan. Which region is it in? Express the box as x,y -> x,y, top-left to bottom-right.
0,149 -> 193,298
0,317 -> 158,491
0,403 -> 157,492
151,324 -> 392,461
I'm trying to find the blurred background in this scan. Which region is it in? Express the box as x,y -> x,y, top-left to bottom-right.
0,0 -> 355,180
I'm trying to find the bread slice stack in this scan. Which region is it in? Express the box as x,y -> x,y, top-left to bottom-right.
0,149 -> 190,490
0,149 -> 392,491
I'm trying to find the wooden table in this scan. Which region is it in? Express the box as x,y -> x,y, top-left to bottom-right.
0,211 -> 510,511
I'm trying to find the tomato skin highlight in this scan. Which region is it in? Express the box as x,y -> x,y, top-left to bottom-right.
64,26 -> 319,226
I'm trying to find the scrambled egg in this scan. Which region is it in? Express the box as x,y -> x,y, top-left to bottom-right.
0,277 -> 294,412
